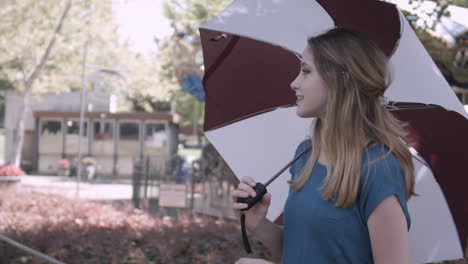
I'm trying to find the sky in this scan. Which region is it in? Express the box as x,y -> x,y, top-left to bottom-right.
112,0 -> 173,56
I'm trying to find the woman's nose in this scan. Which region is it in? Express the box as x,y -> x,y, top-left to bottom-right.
290,76 -> 299,91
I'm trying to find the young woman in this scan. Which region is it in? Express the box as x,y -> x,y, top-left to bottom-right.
232,28 -> 415,264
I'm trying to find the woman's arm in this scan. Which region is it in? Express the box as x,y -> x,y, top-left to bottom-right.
233,220 -> 283,264
251,218 -> 284,261
368,195 -> 410,264
232,176 -> 284,261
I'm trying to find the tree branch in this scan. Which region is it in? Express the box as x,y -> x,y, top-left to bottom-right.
16,57 -> 27,88
24,0 -> 73,90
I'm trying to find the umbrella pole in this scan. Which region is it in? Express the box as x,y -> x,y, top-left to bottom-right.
264,145 -> 312,187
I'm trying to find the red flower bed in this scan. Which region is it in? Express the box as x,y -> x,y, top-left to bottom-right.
0,164 -> 24,176
0,186 -> 271,263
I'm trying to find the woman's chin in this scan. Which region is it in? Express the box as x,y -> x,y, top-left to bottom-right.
296,110 -> 311,118
296,109 -> 318,118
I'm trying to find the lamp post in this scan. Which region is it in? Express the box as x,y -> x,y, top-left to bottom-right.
75,48 -> 128,198
76,39 -> 89,198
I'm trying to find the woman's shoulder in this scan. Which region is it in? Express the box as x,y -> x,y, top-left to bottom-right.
292,138 -> 312,158
289,138 -> 312,178
363,143 -> 400,164
358,143 -> 411,229
297,138 -> 311,151
294,138 -> 312,156
361,143 -> 404,179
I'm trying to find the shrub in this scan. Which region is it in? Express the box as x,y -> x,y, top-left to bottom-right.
0,164 -> 24,176
0,188 -> 271,263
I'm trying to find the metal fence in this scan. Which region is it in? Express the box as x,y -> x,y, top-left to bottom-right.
131,147 -> 238,220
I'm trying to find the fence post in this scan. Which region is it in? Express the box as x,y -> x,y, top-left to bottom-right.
132,159 -> 142,209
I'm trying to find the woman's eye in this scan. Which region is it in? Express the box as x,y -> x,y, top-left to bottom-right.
301,68 -> 310,74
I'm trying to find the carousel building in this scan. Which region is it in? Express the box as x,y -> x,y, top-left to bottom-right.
4,91 -> 179,178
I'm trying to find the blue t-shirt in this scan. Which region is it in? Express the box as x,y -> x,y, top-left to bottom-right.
282,139 -> 410,264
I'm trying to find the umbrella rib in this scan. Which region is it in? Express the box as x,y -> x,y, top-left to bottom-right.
388,104 -> 436,169
387,105 -> 440,111
204,104 -> 297,132
203,35 -> 240,84
409,147 -> 431,169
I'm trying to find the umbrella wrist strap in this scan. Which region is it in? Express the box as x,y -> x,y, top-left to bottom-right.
241,212 -> 252,253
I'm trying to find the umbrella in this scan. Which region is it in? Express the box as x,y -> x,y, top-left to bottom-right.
199,0 -> 468,263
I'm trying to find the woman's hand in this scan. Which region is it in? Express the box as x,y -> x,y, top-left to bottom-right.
234,258 -> 275,264
232,176 -> 272,234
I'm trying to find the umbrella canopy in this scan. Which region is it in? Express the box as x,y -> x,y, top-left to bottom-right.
199,0 -> 468,262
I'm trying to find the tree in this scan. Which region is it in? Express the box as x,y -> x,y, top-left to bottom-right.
428,0 -> 468,8
402,0 -> 452,31
157,0 -> 232,136
162,0 -> 232,37
0,0 -> 74,166
0,0 -> 167,166
398,0 -> 468,89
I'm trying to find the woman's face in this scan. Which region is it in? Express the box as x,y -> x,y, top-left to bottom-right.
290,47 -> 328,118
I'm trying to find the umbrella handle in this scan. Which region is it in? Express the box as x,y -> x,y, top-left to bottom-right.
237,182 -> 267,254
237,182 -> 267,211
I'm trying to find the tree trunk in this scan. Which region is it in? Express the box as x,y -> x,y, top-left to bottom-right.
10,0 -> 72,168
12,92 -> 30,167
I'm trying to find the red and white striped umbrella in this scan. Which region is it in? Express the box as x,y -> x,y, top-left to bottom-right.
199,0 -> 468,262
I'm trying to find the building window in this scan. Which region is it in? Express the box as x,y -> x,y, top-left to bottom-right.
144,122 -> 166,155
39,120 -> 62,154
92,120 -> 114,155
118,121 -> 140,155
65,119 -> 88,154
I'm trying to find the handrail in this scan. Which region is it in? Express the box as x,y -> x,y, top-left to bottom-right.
0,233 -> 65,264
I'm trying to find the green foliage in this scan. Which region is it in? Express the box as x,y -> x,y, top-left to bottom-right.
157,0 -> 231,125
0,0 -> 167,102
427,0 -> 468,8
0,0 -> 173,165
162,0 -> 231,38
452,0 -> 468,7
0,0 -> 82,93
170,89 -> 205,127
0,79 -> 14,91
406,0 -> 452,31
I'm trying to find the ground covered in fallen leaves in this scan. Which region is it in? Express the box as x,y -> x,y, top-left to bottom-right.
0,184 -> 466,264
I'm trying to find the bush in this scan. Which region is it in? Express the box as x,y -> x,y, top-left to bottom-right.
0,187 -> 271,263
0,164 -> 24,176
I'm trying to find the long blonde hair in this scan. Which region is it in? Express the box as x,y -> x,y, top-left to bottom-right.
289,28 -> 415,207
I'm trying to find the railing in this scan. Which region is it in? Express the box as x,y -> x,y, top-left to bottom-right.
0,233 -> 65,264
